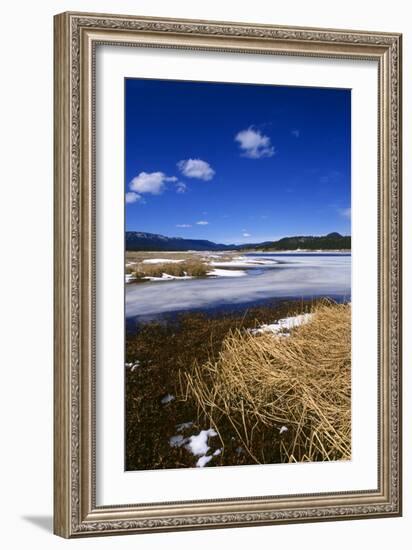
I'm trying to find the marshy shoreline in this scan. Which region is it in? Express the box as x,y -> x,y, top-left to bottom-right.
125,250 -> 351,320
125,297 -> 351,471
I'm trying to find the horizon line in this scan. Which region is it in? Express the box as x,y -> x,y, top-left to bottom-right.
126,229 -> 352,244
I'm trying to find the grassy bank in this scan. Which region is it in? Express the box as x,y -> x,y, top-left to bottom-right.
183,301 -> 351,463
125,251 -> 240,280
127,258 -> 208,279
125,299 -> 351,470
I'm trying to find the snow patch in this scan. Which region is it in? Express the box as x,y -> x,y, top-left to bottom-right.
168,427 -> 220,468
185,429 -> 218,456
144,273 -> 193,281
161,394 -> 175,405
207,268 -> 246,278
210,258 -> 279,268
196,455 -> 213,468
125,273 -> 136,283
250,313 -> 313,336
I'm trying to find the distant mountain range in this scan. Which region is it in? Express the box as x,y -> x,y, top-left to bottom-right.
247,232 -> 351,251
125,232 -> 232,251
125,231 -> 351,252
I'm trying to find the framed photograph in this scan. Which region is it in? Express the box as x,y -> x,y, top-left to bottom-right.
54,12 -> 402,538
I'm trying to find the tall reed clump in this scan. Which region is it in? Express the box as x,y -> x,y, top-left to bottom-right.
181,300 -> 351,464
130,259 -> 208,278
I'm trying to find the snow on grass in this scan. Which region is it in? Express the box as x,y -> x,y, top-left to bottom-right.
250,313 -> 313,336
143,273 -> 193,281
207,268 -> 246,278
160,394 -> 175,404
142,258 -> 185,264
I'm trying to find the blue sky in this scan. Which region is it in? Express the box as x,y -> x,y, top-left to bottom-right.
125,78 -> 351,244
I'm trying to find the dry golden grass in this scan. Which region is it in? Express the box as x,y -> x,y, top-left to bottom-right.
128,258 -> 208,278
125,251 -> 246,279
181,300 -> 351,464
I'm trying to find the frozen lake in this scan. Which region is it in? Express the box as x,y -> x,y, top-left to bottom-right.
125,252 -> 351,320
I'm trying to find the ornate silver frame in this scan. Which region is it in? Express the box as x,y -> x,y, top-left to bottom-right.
53,11 -> 402,538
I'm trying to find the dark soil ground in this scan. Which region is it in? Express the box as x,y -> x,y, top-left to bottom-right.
125,298 -> 320,471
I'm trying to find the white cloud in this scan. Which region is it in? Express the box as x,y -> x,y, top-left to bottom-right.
234,127 -> 275,159
177,159 -> 215,180
291,129 -> 300,138
339,207 -> 351,219
129,172 -> 177,195
242,232 -> 251,237
196,221 -> 209,225
176,224 -> 192,228
175,181 -> 187,194
125,192 -> 143,204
